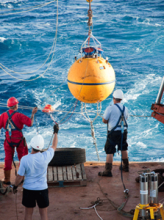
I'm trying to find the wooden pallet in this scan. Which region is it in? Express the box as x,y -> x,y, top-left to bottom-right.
47,163 -> 87,187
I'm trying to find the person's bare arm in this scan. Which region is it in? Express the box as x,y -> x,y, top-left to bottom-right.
14,174 -> 24,186
102,118 -> 108,124
31,107 -> 38,126
13,174 -> 24,193
51,133 -> 58,151
51,124 -> 59,151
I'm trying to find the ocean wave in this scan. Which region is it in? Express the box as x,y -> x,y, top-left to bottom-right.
0,37 -> 7,42
136,142 -> 147,149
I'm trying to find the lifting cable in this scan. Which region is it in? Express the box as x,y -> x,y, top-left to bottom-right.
0,0 -> 58,81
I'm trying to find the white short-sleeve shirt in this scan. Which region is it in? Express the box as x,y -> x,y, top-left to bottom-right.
18,147 -> 54,190
103,103 -> 128,131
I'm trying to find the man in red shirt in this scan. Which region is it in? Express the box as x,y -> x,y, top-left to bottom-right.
0,97 -> 37,185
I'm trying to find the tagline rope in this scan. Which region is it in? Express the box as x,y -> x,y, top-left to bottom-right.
0,102 -> 152,118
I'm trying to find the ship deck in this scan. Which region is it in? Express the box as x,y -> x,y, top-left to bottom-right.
0,161 -> 164,220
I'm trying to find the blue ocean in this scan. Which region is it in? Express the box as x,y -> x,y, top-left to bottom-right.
0,0 -> 164,162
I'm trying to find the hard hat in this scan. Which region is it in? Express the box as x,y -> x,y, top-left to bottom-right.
113,89 -> 124,100
7,97 -> 19,107
30,134 -> 44,151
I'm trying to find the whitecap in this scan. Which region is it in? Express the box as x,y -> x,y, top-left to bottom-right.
149,158 -> 164,162
136,142 -> 147,149
155,23 -> 161,27
0,37 -> 6,43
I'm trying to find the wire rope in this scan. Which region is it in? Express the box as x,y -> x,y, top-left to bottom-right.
0,0 -> 58,81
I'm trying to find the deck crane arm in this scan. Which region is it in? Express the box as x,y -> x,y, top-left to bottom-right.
151,77 -> 164,123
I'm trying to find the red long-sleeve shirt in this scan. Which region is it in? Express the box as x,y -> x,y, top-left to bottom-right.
0,110 -> 32,141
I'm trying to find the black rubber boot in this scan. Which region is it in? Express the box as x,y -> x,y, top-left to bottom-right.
119,158 -> 129,172
2,170 -> 11,185
98,163 -> 112,177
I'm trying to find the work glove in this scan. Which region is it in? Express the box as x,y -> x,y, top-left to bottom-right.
13,185 -> 18,194
53,124 -> 59,134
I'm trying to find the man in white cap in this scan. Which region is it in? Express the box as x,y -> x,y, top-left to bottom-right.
13,124 -> 59,220
98,89 -> 129,177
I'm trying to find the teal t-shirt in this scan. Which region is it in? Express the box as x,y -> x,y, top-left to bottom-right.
18,148 -> 54,190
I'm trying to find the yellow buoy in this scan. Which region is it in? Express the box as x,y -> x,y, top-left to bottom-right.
67,56 -> 116,103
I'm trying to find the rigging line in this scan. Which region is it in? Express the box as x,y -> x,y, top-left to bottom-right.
82,103 -> 101,161
80,203 -> 103,220
0,0 -> 56,16
41,54 -> 87,120
47,133 -> 54,149
0,0 -> 58,82
0,64 -> 47,81
129,115 -> 151,118
0,103 -> 153,118
0,102 -> 101,114
0,0 -> 58,76
35,116 -> 39,134
53,54 -> 90,125
47,100 -> 78,124
0,103 -> 37,110
58,100 -> 78,124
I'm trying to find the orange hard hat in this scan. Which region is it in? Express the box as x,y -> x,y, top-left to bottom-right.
7,97 -> 19,107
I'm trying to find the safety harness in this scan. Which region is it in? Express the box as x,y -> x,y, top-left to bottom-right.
108,104 -> 128,135
5,111 -> 26,175
5,111 -> 25,147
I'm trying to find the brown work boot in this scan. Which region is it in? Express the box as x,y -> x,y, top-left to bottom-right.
98,163 -> 112,177
2,170 -> 11,185
119,158 -> 129,172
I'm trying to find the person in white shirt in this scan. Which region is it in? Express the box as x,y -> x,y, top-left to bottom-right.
98,89 -> 129,177
13,124 -> 59,220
